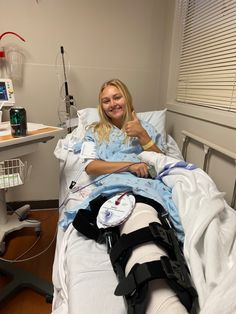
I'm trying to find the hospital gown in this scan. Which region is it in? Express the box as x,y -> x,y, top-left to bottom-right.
61,120 -> 185,242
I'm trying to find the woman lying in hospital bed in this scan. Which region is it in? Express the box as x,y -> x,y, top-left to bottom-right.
53,79 -> 236,314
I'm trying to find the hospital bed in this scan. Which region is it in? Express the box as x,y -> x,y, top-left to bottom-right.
52,108 -> 236,314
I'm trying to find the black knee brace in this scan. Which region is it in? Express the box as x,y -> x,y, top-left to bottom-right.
110,221 -> 198,314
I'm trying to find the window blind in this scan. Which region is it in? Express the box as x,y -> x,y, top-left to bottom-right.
177,0 -> 236,112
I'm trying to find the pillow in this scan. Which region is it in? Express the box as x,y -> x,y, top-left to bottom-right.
77,108 -> 167,143
137,110 -> 166,143
78,108 -> 99,126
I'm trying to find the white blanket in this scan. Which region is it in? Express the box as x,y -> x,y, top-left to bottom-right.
139,152 -> 236,314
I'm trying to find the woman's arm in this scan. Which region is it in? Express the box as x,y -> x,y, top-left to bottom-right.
135,129 -> 162,153
85,160 -> 149,177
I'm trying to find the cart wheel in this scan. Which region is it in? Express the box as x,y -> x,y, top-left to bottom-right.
45,294 -> 53,303
0,242 -> 6,255
18,212 -> 28,221
35,226 -> 41,237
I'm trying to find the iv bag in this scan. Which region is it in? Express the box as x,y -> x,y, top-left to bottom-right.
6,48 -> 24,82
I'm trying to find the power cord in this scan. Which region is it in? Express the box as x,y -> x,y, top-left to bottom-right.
0,227 -> 57,263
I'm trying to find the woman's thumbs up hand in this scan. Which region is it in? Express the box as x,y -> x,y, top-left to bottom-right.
124,111 -> 162,153
125,111 -> 146,138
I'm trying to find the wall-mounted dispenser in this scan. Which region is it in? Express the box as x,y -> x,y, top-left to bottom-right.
0,32 -> 26,82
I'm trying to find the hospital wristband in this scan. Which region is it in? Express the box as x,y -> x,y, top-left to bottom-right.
142,140 -> 154,150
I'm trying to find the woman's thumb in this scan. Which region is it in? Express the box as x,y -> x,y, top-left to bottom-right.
132,111 -> 138,121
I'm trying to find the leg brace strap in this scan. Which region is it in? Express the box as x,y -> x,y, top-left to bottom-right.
115,258 -> 196,313
110,221 -> 176,267
110,222 -> 198,314
72,194 -> 171,245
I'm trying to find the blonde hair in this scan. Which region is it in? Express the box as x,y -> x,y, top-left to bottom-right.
92,79 -> 134,142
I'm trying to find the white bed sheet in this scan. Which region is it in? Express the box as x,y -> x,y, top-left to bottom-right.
52,133 -> 236,314
52,224 -> 126,314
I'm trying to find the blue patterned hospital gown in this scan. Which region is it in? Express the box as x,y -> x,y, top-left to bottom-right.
83,120 -> 164,163
61,120 -> 185,242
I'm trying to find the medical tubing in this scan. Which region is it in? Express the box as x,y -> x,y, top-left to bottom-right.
14,235 -> 41,260
59,160 -> 90,208
115,191 -> 130,205
59,161 -> 146,209
0,227 -> 57,263
0,32 -> 26,42
71,162 -> 145,192
0,206 -> 58,263
0,197 -> 57,262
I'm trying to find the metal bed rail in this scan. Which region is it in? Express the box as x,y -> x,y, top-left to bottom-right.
182,130 -> 236,209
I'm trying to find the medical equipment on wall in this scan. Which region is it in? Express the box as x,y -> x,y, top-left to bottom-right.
0,79 -> 15,108
0,32 -> 25,82
56,46 -> 78,133
0,78 -> 15,123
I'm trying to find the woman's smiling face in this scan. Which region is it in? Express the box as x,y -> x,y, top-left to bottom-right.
100,85 -> 126,128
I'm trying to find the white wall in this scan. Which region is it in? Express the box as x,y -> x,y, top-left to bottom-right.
1,0 -> 173,203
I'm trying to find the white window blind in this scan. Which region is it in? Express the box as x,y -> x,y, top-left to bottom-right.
177,0 -> 236,112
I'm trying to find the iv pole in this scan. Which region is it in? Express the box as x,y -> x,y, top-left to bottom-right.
60,46 -> 73,133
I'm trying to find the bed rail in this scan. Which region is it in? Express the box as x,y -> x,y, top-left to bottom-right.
182,130 -> 236,209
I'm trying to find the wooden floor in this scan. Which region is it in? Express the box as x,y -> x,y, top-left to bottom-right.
0,209 -> 59,314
